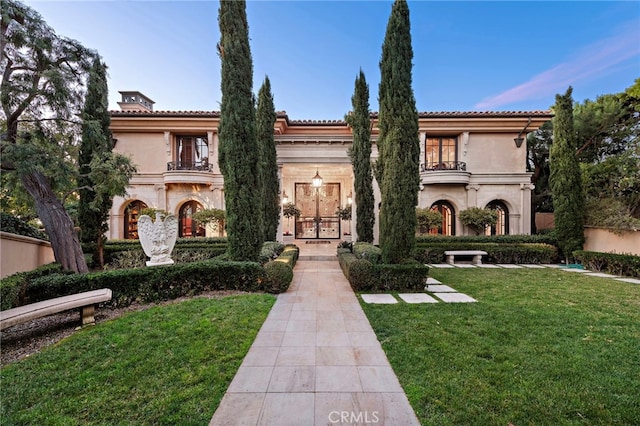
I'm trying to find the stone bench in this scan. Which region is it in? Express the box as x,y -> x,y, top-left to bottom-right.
445,250 -> 488,265
0,288 -> 112,330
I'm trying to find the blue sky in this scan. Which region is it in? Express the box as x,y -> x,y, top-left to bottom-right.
24,0 -> 640,120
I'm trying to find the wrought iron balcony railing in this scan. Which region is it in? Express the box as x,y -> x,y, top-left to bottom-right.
167,160 -> 213,172
421,161 -> 467,172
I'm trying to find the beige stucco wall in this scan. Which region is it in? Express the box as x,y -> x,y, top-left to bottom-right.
1,232 -> 55,278
464,133 -> 527,173
583,227 -> 640,256
114,133 -> 167,174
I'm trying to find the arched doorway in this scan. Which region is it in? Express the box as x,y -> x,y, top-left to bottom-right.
430,200 -> 456,236
179,201 -> 205,237
294,182 -> 341,239
486,200 -> 509,235
124,200 -> 148,239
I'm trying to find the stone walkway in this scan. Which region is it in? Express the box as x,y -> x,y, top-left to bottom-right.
210,259 -> 420,426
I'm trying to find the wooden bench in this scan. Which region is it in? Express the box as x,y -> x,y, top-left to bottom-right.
0,288 -> 112,331
445,250 -> 488,265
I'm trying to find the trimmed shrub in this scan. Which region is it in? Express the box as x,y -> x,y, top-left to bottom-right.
574,251 -> 640,278
0,263 -> 67,310
348,258 -> 375,291
352,242 -> 382,264
260,241 -> 285,264
414,242 -> 558,264
264,261 -> 293,293
374,263 -> 429,292
415,234 -> 558,246
14,260 -> 266,308
278,245 -> 299,267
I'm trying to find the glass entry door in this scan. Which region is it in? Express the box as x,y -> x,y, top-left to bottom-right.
295,183 -> 340,239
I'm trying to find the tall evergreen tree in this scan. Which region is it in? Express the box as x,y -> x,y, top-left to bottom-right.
256,76 -> 279,241
346,70 -> 375,243
376,0 -> 420,263
550,87 -> 584,262
78,58 -> 113,268
218,0 -> 261,261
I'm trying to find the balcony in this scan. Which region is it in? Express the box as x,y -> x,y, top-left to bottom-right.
167,160 -> 213,172
420,161 -> 470,185
164,160 -> 215,185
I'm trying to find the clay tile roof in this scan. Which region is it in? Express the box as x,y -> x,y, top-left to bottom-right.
110,110 -> 221,117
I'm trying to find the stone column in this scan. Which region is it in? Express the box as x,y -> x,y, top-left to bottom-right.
520,183 -> 535,234
210,132 -> 220,174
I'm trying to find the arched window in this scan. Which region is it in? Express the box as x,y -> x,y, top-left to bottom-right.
124,200 -> 148,239
179,201 -> 205,237
430,200 -> 456,236
486,200 -> 509,235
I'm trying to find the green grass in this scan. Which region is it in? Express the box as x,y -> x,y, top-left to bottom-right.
361,268 -> 640,425
1,294 -> 275,425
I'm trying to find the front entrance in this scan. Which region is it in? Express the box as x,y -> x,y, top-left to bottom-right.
295,182 -> 340,239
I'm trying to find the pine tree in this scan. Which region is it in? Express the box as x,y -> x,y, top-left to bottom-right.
78,58 -> 112,268
256,76 -> 279,241
376,0 -> 420,263
550,86 -> 585,262
218,0 -> 262,261
346,70 -> 375,243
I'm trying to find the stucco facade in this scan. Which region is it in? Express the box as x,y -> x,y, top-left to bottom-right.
108,92 -> 552,242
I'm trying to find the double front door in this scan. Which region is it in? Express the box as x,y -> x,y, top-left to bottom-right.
295,183 -> 340,239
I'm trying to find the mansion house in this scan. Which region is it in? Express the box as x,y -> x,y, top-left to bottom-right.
108,91 -> 552,242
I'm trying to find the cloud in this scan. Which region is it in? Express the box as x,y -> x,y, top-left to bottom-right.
475,19 -> 640,110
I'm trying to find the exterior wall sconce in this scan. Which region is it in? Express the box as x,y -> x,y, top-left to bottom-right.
347,191 -> 352,205
312,169 -> 323,188
514,116 -> 532,148
282,191 -> 288,204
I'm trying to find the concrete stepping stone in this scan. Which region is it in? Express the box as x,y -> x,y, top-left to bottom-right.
496,264 -> 523,268
477,264 -> 500,268
585,272 -> 619,278
560,268 -> 589,273
426,277 -> 441,284
453,263 -> 476,268
361,294 -> 398,304
430,263 -> 454,268
433,292 -> 477,303
542,264 -> 562,268
616,278 -> 640,284
425,284 -> 456,293
398,293 -> 439,304
521,264 -> 546,268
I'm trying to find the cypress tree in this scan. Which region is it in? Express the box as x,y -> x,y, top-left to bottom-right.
256,76 -> 279,241
376,0 -> 420,263
346,70 -> 375,243
78,58 -> 112,268
218,0 -> 262,261
550,86 -> 585,262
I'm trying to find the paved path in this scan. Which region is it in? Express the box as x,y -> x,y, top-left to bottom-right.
210,258 -> 420,426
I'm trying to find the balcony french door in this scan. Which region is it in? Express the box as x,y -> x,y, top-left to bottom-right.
295,183 -> 340,239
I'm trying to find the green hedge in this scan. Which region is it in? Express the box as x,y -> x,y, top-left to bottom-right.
0,263 -> 68,310
6,260 -> 265,309
415,243 -> 558,264
352,242 -> 382,264
337,251 -> 429,292
263,245 -> 300,294
573,251 -> 640,278
416,234 -> 558,246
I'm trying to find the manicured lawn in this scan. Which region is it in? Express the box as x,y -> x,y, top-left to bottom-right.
361,268 -> 640,425
1,294 -> 275,425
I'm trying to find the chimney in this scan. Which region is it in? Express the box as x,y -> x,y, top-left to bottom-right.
118,91 -> 155,112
